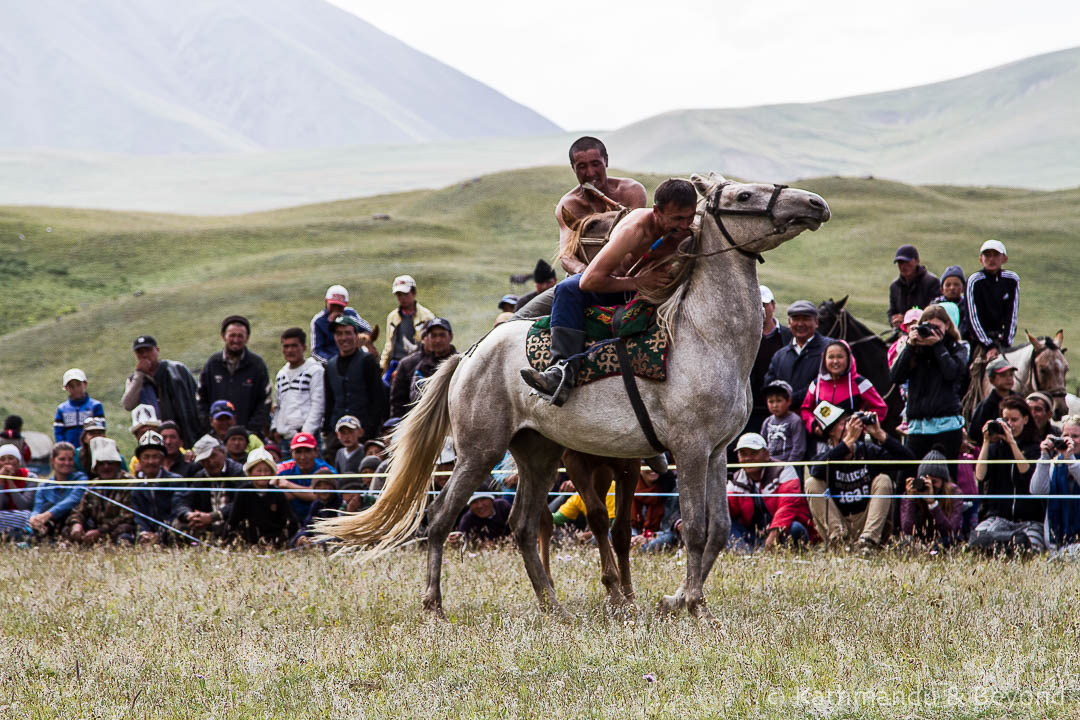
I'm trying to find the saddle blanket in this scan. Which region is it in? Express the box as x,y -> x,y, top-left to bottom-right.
525,300 -> 669,386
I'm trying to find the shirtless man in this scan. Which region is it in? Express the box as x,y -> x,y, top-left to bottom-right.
556,136 -> 648,275
521,179 -> 698,405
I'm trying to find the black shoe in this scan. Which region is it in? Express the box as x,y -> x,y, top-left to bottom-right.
521,361 -> 577,406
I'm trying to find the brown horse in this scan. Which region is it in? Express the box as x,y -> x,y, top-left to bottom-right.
985,331 -> 1069,419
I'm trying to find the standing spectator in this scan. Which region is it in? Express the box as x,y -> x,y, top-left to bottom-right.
800,340 -> 888,450
198,315 -> 272,438
158,421 -> 197,477
887,244 -> 940,328
173,435 -> 241,540
0,444 -> 38,539
65,437 -> 136,545
121,335 -> 204,447
890,304 -> 969,465
963,240 -> 1020,418
760,380 -> 806,462
745,286 -> 793,439
806,411 -> 914,551
53,368 -> 105,445
29,443 -> 88,538
1030,417 -> 1080,551
228,448 -> 299,547
389,318 -> 457,419
1,416 -> 33,465
764,301 -> 830,410
513,259 -> 558,312
379,275 -> 435,382
333,416 -> 364,475
455,492 -> 512,544
727,433 -> 816,550
324,316 -> 389,443
271,327 -> 326,451
968,358 -> 1022,446
933,266 -> 971,342
309,285 -> 372,365
1026,392 -> 1061,443
900,448 -> 963,548
970,396 -> 1044,552
129,430 -> 182,545
274,433 -> 332,521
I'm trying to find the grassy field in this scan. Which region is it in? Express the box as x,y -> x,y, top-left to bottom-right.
2,544 -> 1078,718
2,168 -> 1080,457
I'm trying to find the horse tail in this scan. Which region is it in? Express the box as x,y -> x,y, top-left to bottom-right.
314,353 -> 462,558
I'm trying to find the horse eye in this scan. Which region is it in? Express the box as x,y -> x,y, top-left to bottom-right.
736,191 -> 752,202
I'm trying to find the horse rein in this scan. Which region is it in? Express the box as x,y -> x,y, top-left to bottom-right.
699,182 -> 790,264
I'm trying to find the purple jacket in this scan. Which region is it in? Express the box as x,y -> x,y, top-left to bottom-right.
900,488 -> 963,542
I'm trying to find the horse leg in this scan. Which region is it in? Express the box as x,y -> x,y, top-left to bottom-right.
538,503 -> 553,583
659,451 -> 709,618
698,447 -> 731,588
509,431 -> 568,616
565,451 -> 625,606
611,458 -> 637,602
422,453 -> 503,616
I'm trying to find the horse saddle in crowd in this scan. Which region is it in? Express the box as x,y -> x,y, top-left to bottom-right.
524,299 -> 669,386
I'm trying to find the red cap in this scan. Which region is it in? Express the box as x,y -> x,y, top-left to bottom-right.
290,432 -> 318,450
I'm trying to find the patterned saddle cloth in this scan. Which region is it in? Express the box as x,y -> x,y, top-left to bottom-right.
525,299 -> 669,386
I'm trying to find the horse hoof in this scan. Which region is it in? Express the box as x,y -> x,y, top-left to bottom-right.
658,594 -> 685,615
688,602 -> 717,622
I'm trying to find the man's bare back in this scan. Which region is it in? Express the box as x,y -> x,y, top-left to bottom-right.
579,206 -> 694,295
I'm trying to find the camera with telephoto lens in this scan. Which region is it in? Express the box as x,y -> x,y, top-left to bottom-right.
853,411 -> 878,426
911,475 -> 927,493
1051,436 -> 1070,452
915,322 -> 937,338
986,420 -> 1006,437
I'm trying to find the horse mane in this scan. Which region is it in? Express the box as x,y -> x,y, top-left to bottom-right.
556,206 -> 587,264
636,228 -> 705,341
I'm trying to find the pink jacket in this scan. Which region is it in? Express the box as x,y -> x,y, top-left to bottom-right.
800,340 -> 888,434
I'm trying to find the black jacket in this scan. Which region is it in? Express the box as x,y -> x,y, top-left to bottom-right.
227,483 -> 299,546
172,458 -> 244,521
968,391 -> 1021,446
324,350 -> 388,440
888,266 -> 940,324
764,333 -> 830,410
966,269 -> 1019,349
979,441 -> 1043,523
389,347 -> 456,419
889,338 -> 968,421
747,325 -> 793,430
129,469 -> 182,534
810,435 -> 915,516
198,350 -> 272,437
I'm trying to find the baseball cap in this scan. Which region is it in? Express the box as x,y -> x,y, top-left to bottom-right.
62,368 -> 87,387
134,430 -> 166,458
335,415 -> 361,431
763,379 -> 793,398
210,400 -> 236,419
759,285 -> 774,304
192,434 -> 224,463
893,244 -> 919,263
331,315 -> 363,331
498,294 -> 518,309
90,437 -> 124,468
129,404 -> 161,432
980,239 -> 1007,255
325,284 -> 349,306
81,416 -> 107,433
363,438 -> 387,452
986,357 -> 1017,376
422,317 -> 453,336
468,492 -> 496,506
290,432 -> 318,450
733,433 -> 768,452
786,300 -> 818,318
132,335 -> 157,350
392,275 -> 416,294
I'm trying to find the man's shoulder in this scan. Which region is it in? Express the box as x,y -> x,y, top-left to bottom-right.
607,177 -> 647,206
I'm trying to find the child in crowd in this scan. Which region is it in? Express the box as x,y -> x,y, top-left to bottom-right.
53,368 -> 105,446
228,448 -> 298,547
760,380 -> 806,462
934,265 -> 971,341
963,239 -> 1020,418
224,425 -> 255,465
333,415 -> 364,474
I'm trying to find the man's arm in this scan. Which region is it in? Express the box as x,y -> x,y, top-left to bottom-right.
578,209 -> 653,294
301,364 -> 326,436
249,360 -> 272,438
122,372 -> 147,411
197,359 -> 212,421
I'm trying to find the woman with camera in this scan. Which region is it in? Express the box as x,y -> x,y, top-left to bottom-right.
889,304 -> 969,466
969,396 -> 1045,551
800,340 -> 888,456
900,448 -> 963,547
1030,415 -> 1080,550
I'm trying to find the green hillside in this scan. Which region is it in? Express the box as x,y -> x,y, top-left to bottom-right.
2,168 -> 1079,456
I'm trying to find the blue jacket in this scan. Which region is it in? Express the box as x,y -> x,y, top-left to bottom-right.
276,458 -> 336,520
309,307 -> 371,364
32,472 -> 89,522
764,333 -> 832,410
53,397 -> 105,445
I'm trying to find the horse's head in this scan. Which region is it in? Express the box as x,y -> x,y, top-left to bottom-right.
1028,330 -> 1069,419
816,296 -> 849,338
691,172 -> 831,256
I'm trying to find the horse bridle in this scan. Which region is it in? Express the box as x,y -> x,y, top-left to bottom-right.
702,182 -> 789,264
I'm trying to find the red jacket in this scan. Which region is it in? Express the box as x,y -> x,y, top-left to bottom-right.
727,464 -> 819,539
631,476 -> 666,535
1,467 -> 29,511
800,340 -> 887,435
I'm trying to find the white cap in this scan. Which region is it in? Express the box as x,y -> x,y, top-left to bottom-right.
0,444 -> 21,461
62,368 -> 87,387
325,284 -> 349,305
192,434 -> 224,463
734,433 -> 768,452
392,274 -> 416,294
90,436 -> 123,469
468,492 -> 495,505
244,447 -> 278,475
980,239 -> 1007,255
759,285 -> 775,304
129,404 -> 161,433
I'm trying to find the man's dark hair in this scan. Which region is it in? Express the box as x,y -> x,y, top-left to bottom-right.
221,315 -> 251,336
653,179 -> 697,209
568,136 -> 608,165
281,327 -> 307,346
158,420 -> 180,434
3,415 -> 21,432
999,396 -> 1037,445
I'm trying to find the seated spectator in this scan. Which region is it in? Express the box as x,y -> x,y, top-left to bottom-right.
129,430 -> 182,545
453,492 -> 512,545
198,315 -> 272,438
0,444 -> 39,539
887,244 -> 940,328
764,301 -> 830,410
552,489 -> 615,534
172,435 -> 241,540
275,433 -> 332,521
801,340 -> 887,453
630,467 -> 666,540
890,304 -> 969,466
969,396 -> 1044,552
333,415 -> 365,475
122,334 -> 204,447
224,425 -> 260,465
806,409 -> 914,551
341,476 -> 372,514
1026,392 -> 1061,443
760,380 -> 806,462
29,442 -> 88,539
127,404 -> 162,475
54,368 -> 105,446
955,449 -> 980,540
209,401 -> 264,453
74,416 -> 109,477
158,421 -> 197,477
932,265 -> 971,341
272,327 -> 326,452
263,443 -> 283,465
727,433 -> 816,550
363,438 -> 387,459
968,358 -> 1022,446
1030,417 -> 1080,552
1,415 -> 33,465
228,448 -> 298,547
64,437 -> 136,545
899,448 -> 963,548
390,318 -> 456,419
637,492 -> 682,553
293,475 -> 342,547
310,285 -> 373,365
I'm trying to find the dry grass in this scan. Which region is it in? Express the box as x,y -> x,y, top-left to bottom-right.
2,543 -> 1079,719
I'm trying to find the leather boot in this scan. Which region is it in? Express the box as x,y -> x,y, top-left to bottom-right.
520,327 -> 586,406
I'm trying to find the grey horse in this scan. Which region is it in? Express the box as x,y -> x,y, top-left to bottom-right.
316,173 -> 831,618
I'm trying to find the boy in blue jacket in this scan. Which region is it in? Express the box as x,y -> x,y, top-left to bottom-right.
53,368 -> 105,445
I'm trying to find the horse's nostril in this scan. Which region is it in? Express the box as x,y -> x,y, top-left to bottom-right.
809,197 -> 824,208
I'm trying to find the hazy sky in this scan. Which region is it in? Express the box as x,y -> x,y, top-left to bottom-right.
328,0 -> 1079,130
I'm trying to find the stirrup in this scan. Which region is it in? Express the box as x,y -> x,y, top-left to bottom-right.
527,361 -> 573,407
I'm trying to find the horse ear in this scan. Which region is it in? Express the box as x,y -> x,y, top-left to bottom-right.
836,295 -> 849,310
690,173 -> 713,198
1026,330 -> 1043,351
1055,329 -> 1064,347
